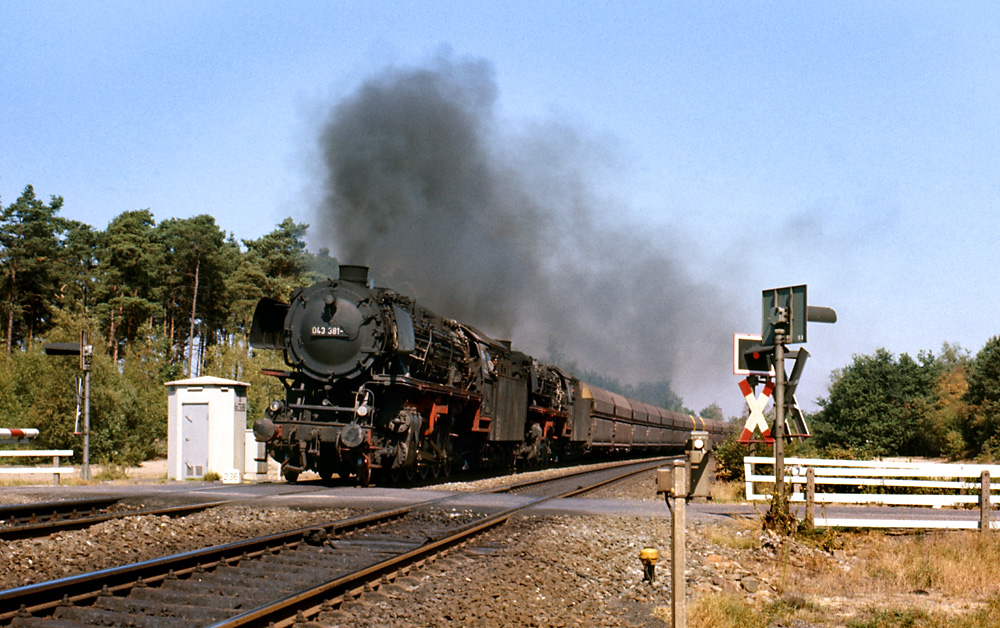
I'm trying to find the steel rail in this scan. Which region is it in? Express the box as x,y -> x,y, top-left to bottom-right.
487,455 -> 677,495
204,459 -> 668,628
0,477 -> 365,541
0,505 -> 414,623
0,500 -> 230,541
0,458 -> 669,624
0,496 -> 121,524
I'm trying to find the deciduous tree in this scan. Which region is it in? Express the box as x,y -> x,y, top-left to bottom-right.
813,348 -> 941,457
964,336 -> 1000,459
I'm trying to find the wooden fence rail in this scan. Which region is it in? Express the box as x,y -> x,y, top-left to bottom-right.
744,456 -> 999,531
0,450 -> 75,485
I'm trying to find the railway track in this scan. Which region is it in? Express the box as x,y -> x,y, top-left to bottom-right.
0,499 -> 229,542
0,481 -> 347,542
0,458 -> 673,627
0,497 -> 121,526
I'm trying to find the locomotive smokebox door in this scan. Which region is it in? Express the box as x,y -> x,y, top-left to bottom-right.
285,280 -> 386,379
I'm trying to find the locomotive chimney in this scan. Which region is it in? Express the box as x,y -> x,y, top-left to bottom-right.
339,265 -> 370,285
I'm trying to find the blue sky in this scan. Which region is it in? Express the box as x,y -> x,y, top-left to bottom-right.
3,2 -> 999,417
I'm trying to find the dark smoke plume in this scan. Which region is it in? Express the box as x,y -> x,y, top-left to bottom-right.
316,53 -> 737,412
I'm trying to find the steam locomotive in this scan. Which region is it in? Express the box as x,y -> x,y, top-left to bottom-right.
249,265 -> 726,484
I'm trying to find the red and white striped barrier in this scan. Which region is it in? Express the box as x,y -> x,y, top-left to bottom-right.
0,428 -> 39,440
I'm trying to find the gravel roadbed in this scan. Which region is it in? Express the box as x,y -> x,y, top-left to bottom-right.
0,468 -> 861,627
316,470 -> 805,627
0,505 -> 358,589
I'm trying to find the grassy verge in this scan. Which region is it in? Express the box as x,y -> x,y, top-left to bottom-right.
686,496 -> 1000,627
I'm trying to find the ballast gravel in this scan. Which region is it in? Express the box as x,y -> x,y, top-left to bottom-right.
0,505 -> 358,589
0,470 -> 845,627
312,471 -> 841,628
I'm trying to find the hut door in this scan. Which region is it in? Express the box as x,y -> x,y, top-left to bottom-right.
183,403 -> 209,478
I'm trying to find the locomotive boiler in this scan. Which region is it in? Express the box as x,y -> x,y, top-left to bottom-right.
249,265 -> 726,484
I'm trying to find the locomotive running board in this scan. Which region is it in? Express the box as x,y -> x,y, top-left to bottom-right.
369,374 -> 482,402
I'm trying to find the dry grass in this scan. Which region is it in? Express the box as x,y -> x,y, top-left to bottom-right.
684,592 -> 1000,628
711,526 -> 1000,627
0,476 -> 91,487
710,480 -> 746,503
703,517 -> 761,550
841,596 -> 1000,628
659,592 -> 812,628
683,593 -> 771,628
799,530 -> 1000,599
93,465 -> 130,481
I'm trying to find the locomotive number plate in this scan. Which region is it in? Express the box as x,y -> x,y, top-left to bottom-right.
311,325 -> 348,338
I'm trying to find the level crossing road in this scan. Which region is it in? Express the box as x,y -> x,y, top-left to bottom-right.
3,478 -> 992,529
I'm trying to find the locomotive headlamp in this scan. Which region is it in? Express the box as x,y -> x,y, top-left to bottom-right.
268,400 -> 284,414
692,437 -> 705,450
356,403 -> 370,418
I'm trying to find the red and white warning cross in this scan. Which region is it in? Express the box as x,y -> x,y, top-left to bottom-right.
738,378 -> 774,444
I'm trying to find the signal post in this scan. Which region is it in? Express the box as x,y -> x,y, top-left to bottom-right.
654,433 -> 714,628
657,461 -> 688,628
43,331 -> 93,480
736,285 -> 836,520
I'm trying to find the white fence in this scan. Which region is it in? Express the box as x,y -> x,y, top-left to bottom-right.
744,456 -> 1000,530
0,450 -> 75,485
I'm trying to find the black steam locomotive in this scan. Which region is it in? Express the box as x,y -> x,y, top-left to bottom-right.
249,265 -> 726,484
